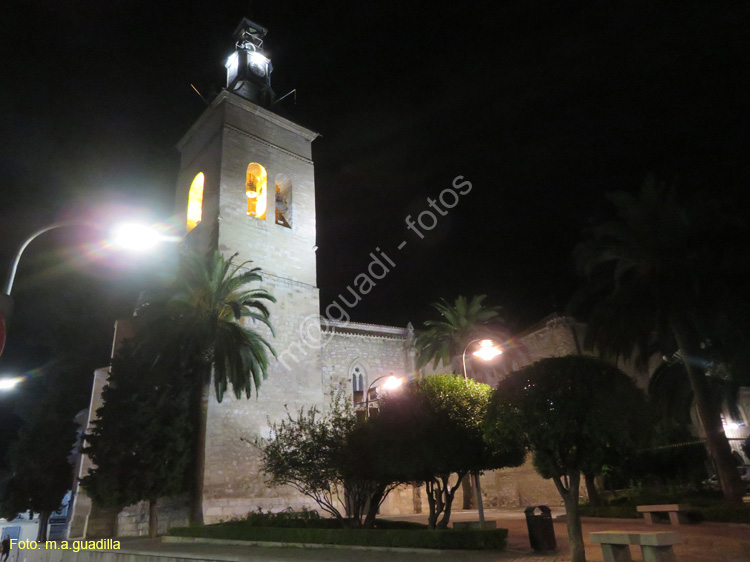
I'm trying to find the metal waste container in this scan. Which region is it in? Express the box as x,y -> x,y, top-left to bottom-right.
524,505 -> 556,551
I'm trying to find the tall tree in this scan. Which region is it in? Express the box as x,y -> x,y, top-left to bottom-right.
574,178 -> 746,502
0,363 -> 91,542
414,295 -> 503,374
373,374 -> 525,529
414,295 -> 510,508
256,385 -> 399,528
485,356 -> 649,562
81,345 -> 192,538
0,411 -> 76,542
135,249 -> 277,525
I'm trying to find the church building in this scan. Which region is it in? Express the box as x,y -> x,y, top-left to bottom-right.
66,19 -> 747,538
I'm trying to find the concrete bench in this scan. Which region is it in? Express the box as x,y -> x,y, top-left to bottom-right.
590,531 -> 680,562
637,504 -> 690,525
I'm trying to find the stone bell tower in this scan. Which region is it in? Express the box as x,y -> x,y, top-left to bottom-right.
174,18 -> 325,520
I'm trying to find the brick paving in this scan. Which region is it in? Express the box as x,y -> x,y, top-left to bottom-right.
112,507 -> 750,562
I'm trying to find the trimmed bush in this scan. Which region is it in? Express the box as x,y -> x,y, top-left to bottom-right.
372,519 -> 429,530
694,505 -> 750,524
240,510 -> 429,530
580,487 -> 750,523
170,522 -> 507,550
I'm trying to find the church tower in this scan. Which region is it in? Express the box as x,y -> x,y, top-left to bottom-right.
175,19 -> 325,520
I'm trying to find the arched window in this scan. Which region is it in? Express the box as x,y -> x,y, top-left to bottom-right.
186,172 -> 204,232
351,364 -> 366,404
246,163 -> 268,220
275,174 -> 292,228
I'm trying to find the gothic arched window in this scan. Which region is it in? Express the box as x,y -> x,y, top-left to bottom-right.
246,163 -> 268,220
351,364 -> 366,403
186,172 -> 204,232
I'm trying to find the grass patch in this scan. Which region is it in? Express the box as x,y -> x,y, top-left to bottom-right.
169,521 -> 508,550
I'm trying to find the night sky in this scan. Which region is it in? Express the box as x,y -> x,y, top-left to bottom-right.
1,1 -> 748,382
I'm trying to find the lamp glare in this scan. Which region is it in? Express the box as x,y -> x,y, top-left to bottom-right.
111,223 -> 162,251
381,375 -> 404,390
0,377 -> 23,391
473,339 -> 502,361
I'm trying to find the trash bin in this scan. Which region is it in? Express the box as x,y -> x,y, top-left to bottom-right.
524,505 -> 556,551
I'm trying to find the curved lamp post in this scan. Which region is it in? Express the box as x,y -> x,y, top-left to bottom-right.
3,221 -> 168,296
461,338 -> 503,527
461,338 -> 502,381
363,374 -> 404,418
0,220 -> 171,358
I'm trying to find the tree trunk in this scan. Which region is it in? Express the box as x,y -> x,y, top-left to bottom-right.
425,480 -> 442,530
363,484 -> 386,528
437,473 -> 464,529
671,321 -> 745,503
425,491 -> 437,529
148,499 -> 158,538
36,511 -> 50,542
584,472 -> 601,506
190,380 -> 210,525
461,474 -> 474,509
554,473 -> 585,562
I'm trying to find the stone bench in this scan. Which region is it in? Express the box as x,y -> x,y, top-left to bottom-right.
637,504 -> 690,525
590,531 -> 680,562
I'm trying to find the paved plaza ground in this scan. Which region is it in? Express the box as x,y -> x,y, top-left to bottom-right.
108,507 -> 750,562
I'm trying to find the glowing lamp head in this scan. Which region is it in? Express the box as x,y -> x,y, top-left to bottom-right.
111,223 -> 162,252
0,376 -> 23,391
473,339 -> 502,361
381,375 -> 404,391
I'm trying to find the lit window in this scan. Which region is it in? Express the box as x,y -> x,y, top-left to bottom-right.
246,163 -> 268,220
275,174 -> 292,228
187,172 -> 204,232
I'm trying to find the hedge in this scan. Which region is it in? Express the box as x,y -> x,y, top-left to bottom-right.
579,504 -> 750,524
169,523 -> 508,550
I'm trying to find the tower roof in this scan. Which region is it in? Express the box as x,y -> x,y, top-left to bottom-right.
232,18 -> 268,49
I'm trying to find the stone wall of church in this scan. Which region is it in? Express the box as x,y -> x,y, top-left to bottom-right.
115,496 -> 189,537
202,273 -> 325,523
319,329 -> 413,395
175,91 -> 327,523
217,94 -> 318,288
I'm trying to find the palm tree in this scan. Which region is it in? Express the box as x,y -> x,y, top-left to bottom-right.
414,294 -> 505,508
134,249 -> 277,524
574,177 -> 745,502
415,295 -> 503,375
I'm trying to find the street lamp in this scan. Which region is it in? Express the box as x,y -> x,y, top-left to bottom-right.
363,374 -> 404,418
461,337 -> 503,527
461,338 -> 502,381
0,220 -> 172,357
3,221 -> 169,296
0,376 -> 24,392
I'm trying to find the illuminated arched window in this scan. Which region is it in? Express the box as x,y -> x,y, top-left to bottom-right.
186,172 -> 204,232
275,173 -> 292,228
246,163 -> 268,220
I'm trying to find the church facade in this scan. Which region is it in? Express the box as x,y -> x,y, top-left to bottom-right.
65,20 -> 620,537
68,19 -> 749,539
